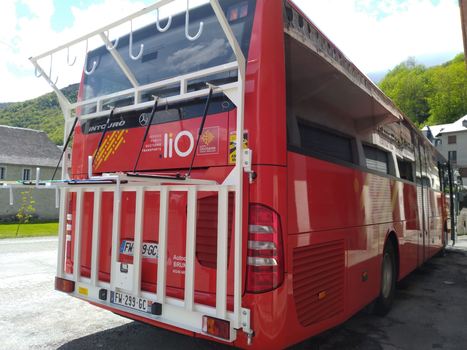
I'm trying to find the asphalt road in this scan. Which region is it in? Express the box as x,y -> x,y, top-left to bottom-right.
1,236 -> 466,350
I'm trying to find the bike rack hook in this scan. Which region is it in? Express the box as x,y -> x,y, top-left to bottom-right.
129,20 -> 144,60
34,66 -> 42,78
49,55 -> 59,85
104,30 -> 119,51
66,46 -> 76,66
185,0 -> 204,41
156,8 -> 172,32
84,39 -> 98,75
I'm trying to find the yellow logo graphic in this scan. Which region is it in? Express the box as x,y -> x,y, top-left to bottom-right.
93,130 -> 128,169
201,130 -> 215,146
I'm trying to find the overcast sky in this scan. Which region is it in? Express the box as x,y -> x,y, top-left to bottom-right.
0,0 -> 463,102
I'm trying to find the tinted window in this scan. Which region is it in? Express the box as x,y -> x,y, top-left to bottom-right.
364,145 -> 389,174
417,176 -> 431,187
83,0 -> 256,104
0,167 -> 5,180
80,94 -> 234,134
294,120 -> 355,164
397,159 -> 414,182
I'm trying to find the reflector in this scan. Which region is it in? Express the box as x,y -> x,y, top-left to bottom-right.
55,276 -> 75,293
202,315 -> 230,340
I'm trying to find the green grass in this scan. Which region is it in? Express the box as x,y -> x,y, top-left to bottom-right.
0,222 -> 59,239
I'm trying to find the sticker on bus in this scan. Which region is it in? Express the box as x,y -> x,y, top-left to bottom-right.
120,240 -> 159,259
229,131 -> 248,164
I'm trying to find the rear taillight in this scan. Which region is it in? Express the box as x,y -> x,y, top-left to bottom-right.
202,315 -> 231,340
246,204 -> 284,293
55,276 -> 75,293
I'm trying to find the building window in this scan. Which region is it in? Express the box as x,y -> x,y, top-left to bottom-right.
364,145 -> 390,174
22,168 -> 31,181
0,167 -> 5,180
448,151 -> 457,164
448,135 -> 457,144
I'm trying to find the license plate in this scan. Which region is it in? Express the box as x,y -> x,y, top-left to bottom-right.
120,240 -> 159,259
110,291 -> 152,313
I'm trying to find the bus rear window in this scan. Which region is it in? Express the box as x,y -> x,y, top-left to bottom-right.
82,0 -> 256,112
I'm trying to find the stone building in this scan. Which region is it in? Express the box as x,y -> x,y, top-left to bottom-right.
0,125 -> 62,222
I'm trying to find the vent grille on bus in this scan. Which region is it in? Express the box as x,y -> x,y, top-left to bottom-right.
196,194 -> 234,268
293,240 -> 345,327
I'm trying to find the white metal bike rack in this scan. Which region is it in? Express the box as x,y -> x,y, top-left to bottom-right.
6,0 -> 251,342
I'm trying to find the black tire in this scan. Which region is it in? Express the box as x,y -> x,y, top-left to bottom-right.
373,241 -> 396,316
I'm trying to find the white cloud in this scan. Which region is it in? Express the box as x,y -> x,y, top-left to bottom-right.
294,0 -> 463,73
0,0 -> 212,102
0,0 -> 463,102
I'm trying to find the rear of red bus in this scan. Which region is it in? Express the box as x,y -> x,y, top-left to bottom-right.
59,1 -> 295,349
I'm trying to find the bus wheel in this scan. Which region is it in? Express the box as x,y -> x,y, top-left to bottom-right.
373,241 -> 396,316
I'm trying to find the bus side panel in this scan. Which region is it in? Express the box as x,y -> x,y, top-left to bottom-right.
398,182 -> 420,279
285,152 -> 426,333
286,152 -> 379,321
429,190 -> 445,257
243,0 -> 286,168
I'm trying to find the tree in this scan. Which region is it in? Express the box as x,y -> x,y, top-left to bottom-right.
15,191 -> 36,236
379,58 -> 431,126
425,54 -> 467,125
379,55 -> 467,127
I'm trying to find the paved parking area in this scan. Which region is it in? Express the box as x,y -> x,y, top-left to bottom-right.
1,236 -> 466,350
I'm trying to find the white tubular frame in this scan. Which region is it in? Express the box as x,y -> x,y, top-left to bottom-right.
57,181 -> 244,341
26,0 -> 250,343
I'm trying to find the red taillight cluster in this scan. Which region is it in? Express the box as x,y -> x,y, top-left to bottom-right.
246,204 -> 284,293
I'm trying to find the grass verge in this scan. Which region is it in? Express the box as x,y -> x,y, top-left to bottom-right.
0,222 -> 59,239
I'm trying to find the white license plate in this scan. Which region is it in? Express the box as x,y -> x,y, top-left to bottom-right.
120,240 -> 159,259
110,291 -> 152,313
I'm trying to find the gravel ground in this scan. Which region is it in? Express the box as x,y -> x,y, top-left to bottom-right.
1,236 -> 466,350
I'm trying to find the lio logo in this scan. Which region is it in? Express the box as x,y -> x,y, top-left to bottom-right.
163,131 -> 194,158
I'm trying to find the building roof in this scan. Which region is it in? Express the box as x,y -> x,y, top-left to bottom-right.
422,115 -> 467,137
0,125 -> 61,167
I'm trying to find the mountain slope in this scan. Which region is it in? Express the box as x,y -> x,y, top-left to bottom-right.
0,84 -> 78,144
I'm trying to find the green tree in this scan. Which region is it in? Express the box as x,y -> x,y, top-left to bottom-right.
379,58 -> 431,126
425,54 -> 467,125
15,191 -> 36,236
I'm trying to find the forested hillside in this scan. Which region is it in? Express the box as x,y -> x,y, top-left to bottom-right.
379,53 -> 467,126
0,84 -> 78,144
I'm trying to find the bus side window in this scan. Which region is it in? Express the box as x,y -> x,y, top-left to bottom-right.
363,145 -> 391,175
294,119 -> 356,164
397,158 -> 415,182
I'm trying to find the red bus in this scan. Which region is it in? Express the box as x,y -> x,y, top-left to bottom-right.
28,0 -> 452,349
